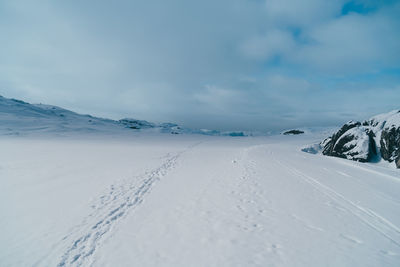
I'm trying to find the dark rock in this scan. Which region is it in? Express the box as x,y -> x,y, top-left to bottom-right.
283,130 -> 304,135
380,126 -> 400,165
365,128 -> 377,157
227,132 -> 245,137
321,121 -> 376,162
322,121 -> 361,155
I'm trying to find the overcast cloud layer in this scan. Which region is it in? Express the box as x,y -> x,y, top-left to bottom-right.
1,0 -> 400,131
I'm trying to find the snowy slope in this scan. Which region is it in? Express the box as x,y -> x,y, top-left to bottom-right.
368,110 -> 400,130
0,96 -> 126,135
1,134 -> 400,267
0,96 -> 253,137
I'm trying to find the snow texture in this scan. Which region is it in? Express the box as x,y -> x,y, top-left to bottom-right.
1,134 -> 400,267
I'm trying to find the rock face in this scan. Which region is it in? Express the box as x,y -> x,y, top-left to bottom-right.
380,126 -> 400,168
321,110 -> 400,168
321,121 -> 375,162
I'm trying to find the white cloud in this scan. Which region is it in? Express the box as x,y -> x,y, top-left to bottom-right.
264,0 -> 345,27
194,85 -> 244,113
240,30 -> 296,61
294,3 -> 400,73
0,0 -> 399,130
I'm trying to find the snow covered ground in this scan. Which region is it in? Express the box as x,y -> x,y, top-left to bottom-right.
1,133 -> 400,267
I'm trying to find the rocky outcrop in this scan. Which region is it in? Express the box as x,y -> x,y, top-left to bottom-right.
380,126 -> 400,168
119,118 -> 156,129
321,121 -> 375,162
283,129 -> 304,135
321,110 -> 400,168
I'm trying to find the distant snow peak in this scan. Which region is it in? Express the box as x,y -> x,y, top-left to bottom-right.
320,110 -> 400,168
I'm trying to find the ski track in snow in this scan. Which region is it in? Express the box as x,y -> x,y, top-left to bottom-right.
230,148 -> 287,264
267,148 -> 400,248
56,142 -> 200,267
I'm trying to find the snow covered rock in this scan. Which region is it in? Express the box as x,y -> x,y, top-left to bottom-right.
373,111 -> 400,168
321,110 -> 400,168
119,118 -> 156,129
119,118 -> 183,134
322,121 -> 376,162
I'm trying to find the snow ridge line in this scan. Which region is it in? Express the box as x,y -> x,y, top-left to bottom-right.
57,142 -> 200,267
274,159 -> 400,247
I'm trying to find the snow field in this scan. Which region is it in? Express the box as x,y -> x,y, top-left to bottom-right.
1,134 -> 400,266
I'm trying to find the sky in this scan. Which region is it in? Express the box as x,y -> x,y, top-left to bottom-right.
1,0 -> 400,131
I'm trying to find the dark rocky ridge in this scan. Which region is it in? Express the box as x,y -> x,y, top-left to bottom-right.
283,130 -> 304,135
380,127 -> 400,165
321,110 -> 400,168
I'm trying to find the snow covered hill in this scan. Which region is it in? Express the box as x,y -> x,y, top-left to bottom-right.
321,110 -> 400,168
0,95 -> 125,135
0,96 -> 250,137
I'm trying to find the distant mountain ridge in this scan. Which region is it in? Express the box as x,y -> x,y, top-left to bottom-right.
0,95 -> 124,135
321,110 -> 400,168
0,95 -> 248,137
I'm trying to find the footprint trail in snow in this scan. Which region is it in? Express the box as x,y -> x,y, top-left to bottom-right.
57,143 -> 200,267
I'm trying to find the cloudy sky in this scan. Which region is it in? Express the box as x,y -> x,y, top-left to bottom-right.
1,0 -> 400,131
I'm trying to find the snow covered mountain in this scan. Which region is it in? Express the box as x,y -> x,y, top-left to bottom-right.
321,110 -> 400,168
0,96 -> 249,136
